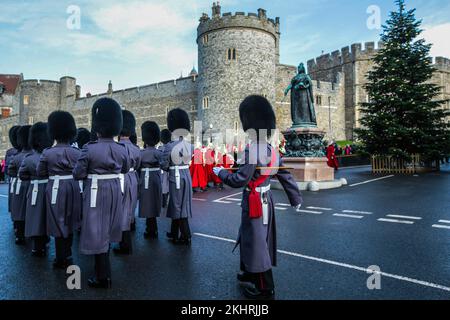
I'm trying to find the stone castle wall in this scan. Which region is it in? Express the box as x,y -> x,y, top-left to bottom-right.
0,114 -> 19,156
69,76 -> 198,142
308,42 -> 450,139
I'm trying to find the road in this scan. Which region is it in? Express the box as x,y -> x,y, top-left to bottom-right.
0,164 -> 449,300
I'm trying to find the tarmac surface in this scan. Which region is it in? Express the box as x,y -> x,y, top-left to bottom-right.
0,164 -> 449,300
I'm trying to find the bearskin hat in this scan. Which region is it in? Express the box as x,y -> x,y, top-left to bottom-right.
160,129 -> 172,144
29,122 -> 53,153
141,121 -> 160,147
167,108 -> 190,133
121,110 -> 136,137
8,126 -> 20,149
17,125 -> 32,150
239,95 -> 276,137
48,111 -> 77,142
76,128 -> 91,149
92,98 -> 123,138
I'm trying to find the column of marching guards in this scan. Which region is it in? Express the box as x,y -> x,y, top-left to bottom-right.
4,95 -> 303,300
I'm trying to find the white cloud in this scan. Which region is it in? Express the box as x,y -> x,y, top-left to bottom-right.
422,23 -> 450,58
91,2 -> 198,39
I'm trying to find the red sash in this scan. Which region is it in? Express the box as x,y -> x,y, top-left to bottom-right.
247,148 -> 277,219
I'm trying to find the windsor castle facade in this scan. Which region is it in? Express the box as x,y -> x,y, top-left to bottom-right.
1,3 -> 449,155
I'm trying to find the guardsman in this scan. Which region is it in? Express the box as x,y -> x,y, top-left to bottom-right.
73,98 -> 130,289
6,126 -> 20,224
114,110 -> 141,255
138,121 -> 162,239
37,111 -> 81,268
159,129 -> 171,208
161,108 -> 194,245
9,125 -> 32,245
20,122 -> 53,257
213,96 -> 303,300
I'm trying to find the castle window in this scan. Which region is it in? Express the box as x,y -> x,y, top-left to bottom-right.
203,34 -> 209,44
191,104 -> 197,111
28,117 -> 34,125
227,48 -> 237,61
202,97 -> 209,109
317,81 -> 321,89
316,95 -> 322,106
332,82 -> 336,90
23,95 -> 30,105
234,121 -> 239,134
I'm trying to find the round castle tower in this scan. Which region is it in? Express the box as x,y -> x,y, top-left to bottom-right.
18,76 -> 78,125
197,3 -> 280,134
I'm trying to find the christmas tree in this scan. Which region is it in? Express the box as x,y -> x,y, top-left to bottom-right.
356,0 -> 450,161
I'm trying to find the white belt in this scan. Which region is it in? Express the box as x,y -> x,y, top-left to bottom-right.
49,175 -> 73,205
169,165 -> 189,189
15,178 -> 22,195
246,184 -> 271,225
30,179 -> 49,206
141,168 -> 160,190
79,181 -> 83,194
87,174 -> 122,208
10,177 -> 17,194
129,168 -> 135,173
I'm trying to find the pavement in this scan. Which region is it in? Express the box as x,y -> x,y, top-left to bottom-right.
0,164 -> 449,300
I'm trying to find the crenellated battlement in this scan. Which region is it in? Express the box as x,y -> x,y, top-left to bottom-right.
197,4 -> 279,41
434,57 -> 450,70
307,42 -> 385,74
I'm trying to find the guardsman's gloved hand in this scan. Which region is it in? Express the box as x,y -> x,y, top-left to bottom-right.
213,167 -> 224,176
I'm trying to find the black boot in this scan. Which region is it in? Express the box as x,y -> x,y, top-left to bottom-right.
172,237 -> 191,246
53,258 -> 73,269
31,249 -> 46,257
144,231 -> 158,239
15,237 -> 26,245
237,272 -> 253,283
113,246 -> 132,255
243,287 -> 275,300
88,277 -> 111,289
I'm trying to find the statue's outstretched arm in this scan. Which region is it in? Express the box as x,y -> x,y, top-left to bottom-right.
284,84 -> 292,96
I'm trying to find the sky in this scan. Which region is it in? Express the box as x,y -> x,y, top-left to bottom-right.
0,0 -> 449,95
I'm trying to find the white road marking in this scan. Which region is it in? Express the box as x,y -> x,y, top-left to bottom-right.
438,220 -> 450,224
432,225 -> 450,230
194,232 -> 450,293
333,213 -> 364,219
0,194 -> 8,198
275,207 -> 288,211
193,198 -> 206,202
308,206 -> 332,211
213,192 -> 242,204
377,218 -> 414,225
342,210 -> 372,215
276,203 -> 291,207
386,214 -> 422,220
349,175 -> 394,187
296,209 -> 322,215
227,198 -> 242,201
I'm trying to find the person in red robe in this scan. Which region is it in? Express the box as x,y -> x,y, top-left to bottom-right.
204,145 -> 215,187
190,147 -> 207,192
326,142 -> 339,170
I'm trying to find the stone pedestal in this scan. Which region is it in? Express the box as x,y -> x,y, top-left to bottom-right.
281,127 -> 334,184
282,157 -> 334,182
